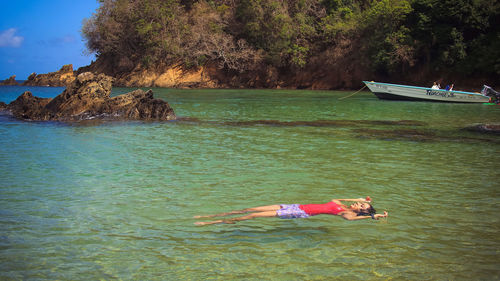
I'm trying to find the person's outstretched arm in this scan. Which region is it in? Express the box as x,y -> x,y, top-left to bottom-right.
332,197 -> 371,203
341,211 -> 388,221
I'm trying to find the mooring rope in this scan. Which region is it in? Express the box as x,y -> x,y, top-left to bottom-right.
338,85 -> 367,100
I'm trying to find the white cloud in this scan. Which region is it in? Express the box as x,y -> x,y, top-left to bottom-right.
0,28 -> 24,47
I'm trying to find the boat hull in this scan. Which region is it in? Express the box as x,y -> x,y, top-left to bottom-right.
363,81 -> 490,103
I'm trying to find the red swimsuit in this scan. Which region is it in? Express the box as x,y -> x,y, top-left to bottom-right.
299,201 -> 345,216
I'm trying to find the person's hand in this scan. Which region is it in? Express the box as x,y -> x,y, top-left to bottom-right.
374,211 -> 388,220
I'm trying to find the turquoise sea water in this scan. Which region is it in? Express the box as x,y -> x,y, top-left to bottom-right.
1,86 -> 499,280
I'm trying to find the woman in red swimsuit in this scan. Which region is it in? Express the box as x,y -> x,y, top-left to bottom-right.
194,197 -> 388,225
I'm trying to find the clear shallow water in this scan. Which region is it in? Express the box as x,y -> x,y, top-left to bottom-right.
1,86 -> 499,280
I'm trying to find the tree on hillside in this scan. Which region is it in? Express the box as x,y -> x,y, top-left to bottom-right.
183,1 -> 263,72
408,0 -> 499,77
81,0 -> 499,83
83,0 -> 187,70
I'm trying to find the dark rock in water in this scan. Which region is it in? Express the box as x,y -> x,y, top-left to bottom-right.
4,72 -> 176,121
463,124 -> 500,135
8,92 -> 52,119
0,75 -> 20,86
22,64 -> 76,87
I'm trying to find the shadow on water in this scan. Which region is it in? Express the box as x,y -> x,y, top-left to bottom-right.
197,225 -> 333,244
100,223 -> 334,245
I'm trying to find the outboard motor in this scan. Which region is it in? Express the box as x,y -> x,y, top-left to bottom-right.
481,85 -> 500,104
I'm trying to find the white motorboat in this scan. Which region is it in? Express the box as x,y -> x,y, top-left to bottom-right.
363,81 -> 491,103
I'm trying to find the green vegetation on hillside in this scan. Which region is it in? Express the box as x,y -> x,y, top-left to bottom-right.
82,0 -> 499,81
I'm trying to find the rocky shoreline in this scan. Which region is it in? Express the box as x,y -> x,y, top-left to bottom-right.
0,64 -> 76,87
0,63 -> 222,89
0,75 -> 19,85
2,60 -> 498,90
0,72 -> 176,122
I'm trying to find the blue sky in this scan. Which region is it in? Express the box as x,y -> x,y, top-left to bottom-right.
0,0 -> 99,80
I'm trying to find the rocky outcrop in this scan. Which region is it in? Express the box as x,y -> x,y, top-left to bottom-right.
0,75 -> 20,85
79,59 -> 221,88
22,64 -> 76,87
463,124 -> 500,135
115,63 -> 219,88
7,92 -> 52,119
3,72 -> 176,121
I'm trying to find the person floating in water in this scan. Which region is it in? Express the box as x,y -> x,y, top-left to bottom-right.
194,197 -> 388,225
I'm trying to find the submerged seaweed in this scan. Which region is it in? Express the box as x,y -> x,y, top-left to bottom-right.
354,128 -> 500,144
176,118 -> 499,144
221,119 -> 427,127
